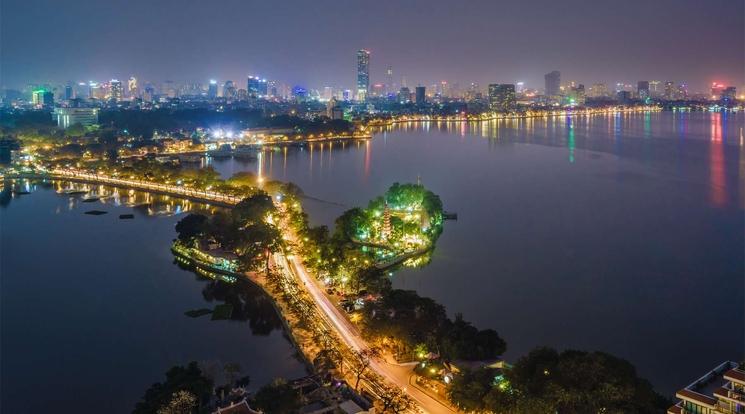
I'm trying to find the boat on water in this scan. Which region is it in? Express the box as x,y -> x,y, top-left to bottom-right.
63,190 -> 88,195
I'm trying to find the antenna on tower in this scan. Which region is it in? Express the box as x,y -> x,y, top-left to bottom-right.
417,174 -> 422,186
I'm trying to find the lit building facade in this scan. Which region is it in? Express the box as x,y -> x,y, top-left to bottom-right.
667,361 -> 745,414
488,84 -> 516,112
53,107 -> 99,129
110,79 -> 123,101
208,80 -> 218,99
357,49 -> 370,101
545,70 -> 561,96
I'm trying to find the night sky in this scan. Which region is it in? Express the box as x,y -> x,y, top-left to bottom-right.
2,0 -> 743,91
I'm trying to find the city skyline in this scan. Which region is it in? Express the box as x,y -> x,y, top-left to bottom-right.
2,0 -> 743,92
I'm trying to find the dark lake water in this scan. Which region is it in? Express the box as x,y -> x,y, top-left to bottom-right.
208,111 -> 744,395
0,186 -> 306,413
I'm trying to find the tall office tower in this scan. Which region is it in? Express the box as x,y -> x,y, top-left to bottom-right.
31,89 -> 54,106
545,71 -> 561,96
649,80 -> 661,97
386,66 -> 393,94
415,86 -> 426,104
128,77 -> 138,98
323,86 -> 334,101
566,84 -> 586,105
466,83 -> 480,101
89,82 -> 104,99
247,76 -> 267,98
637,81 -> 650,100
398,87 -> 411,103
356,49 -> 370,101
143,83 -> 155,102
722,86 -> 736,103
223,80 -> 236,99
663,81 -> 676,100
589,83 -> 608,98
711,82 -> 726,99
258,78 -> 267,96
267,80 -> 278,98
64,84 -> 74,100
488,84 -> 516,112
516,81 -> 525,94
110,79 -> 123,101
677,83 -> 688,100
208,80 -> 218,99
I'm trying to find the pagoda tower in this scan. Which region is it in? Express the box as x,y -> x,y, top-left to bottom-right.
381,202 -> 392,240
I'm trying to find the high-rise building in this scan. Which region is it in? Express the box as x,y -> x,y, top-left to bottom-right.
398,87 -> 410,103
386,66 -> 393,94
488,84 -> 516,112
711,82 -> 726,100
566,84 -> 586,106
143,83 -> 155,102
64,84 -> 74,100
223,80 -> 236,99
32,89 -> 54,106
649,80 -> 661,97
664,81 -> 676,100
110,79 -> 123,101
128,77 -> 138,99
589,83 -> 609,98
545,71 -> 561,96
516,81 -> 525,94
616,90 -> 632,104
247,76 -> 267,98
415,86 -> 426,104
637,81 -> 650,100
356,49 -> 370,101
667,361 -> 744,414
677,83 -> 688,100
208,80 -> 218,99
722,86 -> 737,103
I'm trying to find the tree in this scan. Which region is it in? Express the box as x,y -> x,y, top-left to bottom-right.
156,391 -> 197,414
313,348 -> 342,375
223,363 -> 242,387
175,214 -> 208,242
232,193 -> 276,227
252,378 -> 302,414
375,385 -> 415,413
134,362 -> 213,414
349,348 -> 381,390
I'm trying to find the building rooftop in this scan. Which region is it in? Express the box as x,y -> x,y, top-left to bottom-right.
668,361 -> 745,414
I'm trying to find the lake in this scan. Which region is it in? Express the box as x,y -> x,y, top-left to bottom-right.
208,110 -> 744,395
0,184 -> 306,413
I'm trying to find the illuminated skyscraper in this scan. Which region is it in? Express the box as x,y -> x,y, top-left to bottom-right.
664,81 -> 676,100
208,80 -> 218,99
711,82 -> 726,100
31,89 -> 53,106
488,84 -> 516,112
544,71 -> 561,96
64,84 -> 74,100
110,79 -> 123,101
356,49 -> 370,101
223,80 -> 236,99
722,86 -> 736,103
637,81 -> 650,100
128,77 -> 138,99
649,80 -> 661,97
247,76 -> 267,98
386,66 -> 393,94
415,86 -> 426,104
516,81 -> 525,94
589,83 -> 608,98
398,87 -> 410,103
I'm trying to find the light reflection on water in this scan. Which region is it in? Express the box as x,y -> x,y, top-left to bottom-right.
207,111 -> 744,395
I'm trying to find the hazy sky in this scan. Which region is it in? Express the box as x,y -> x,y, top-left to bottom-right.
2,0 -> 743,92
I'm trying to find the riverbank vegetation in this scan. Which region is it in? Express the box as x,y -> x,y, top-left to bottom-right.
446,347 -> 669,413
